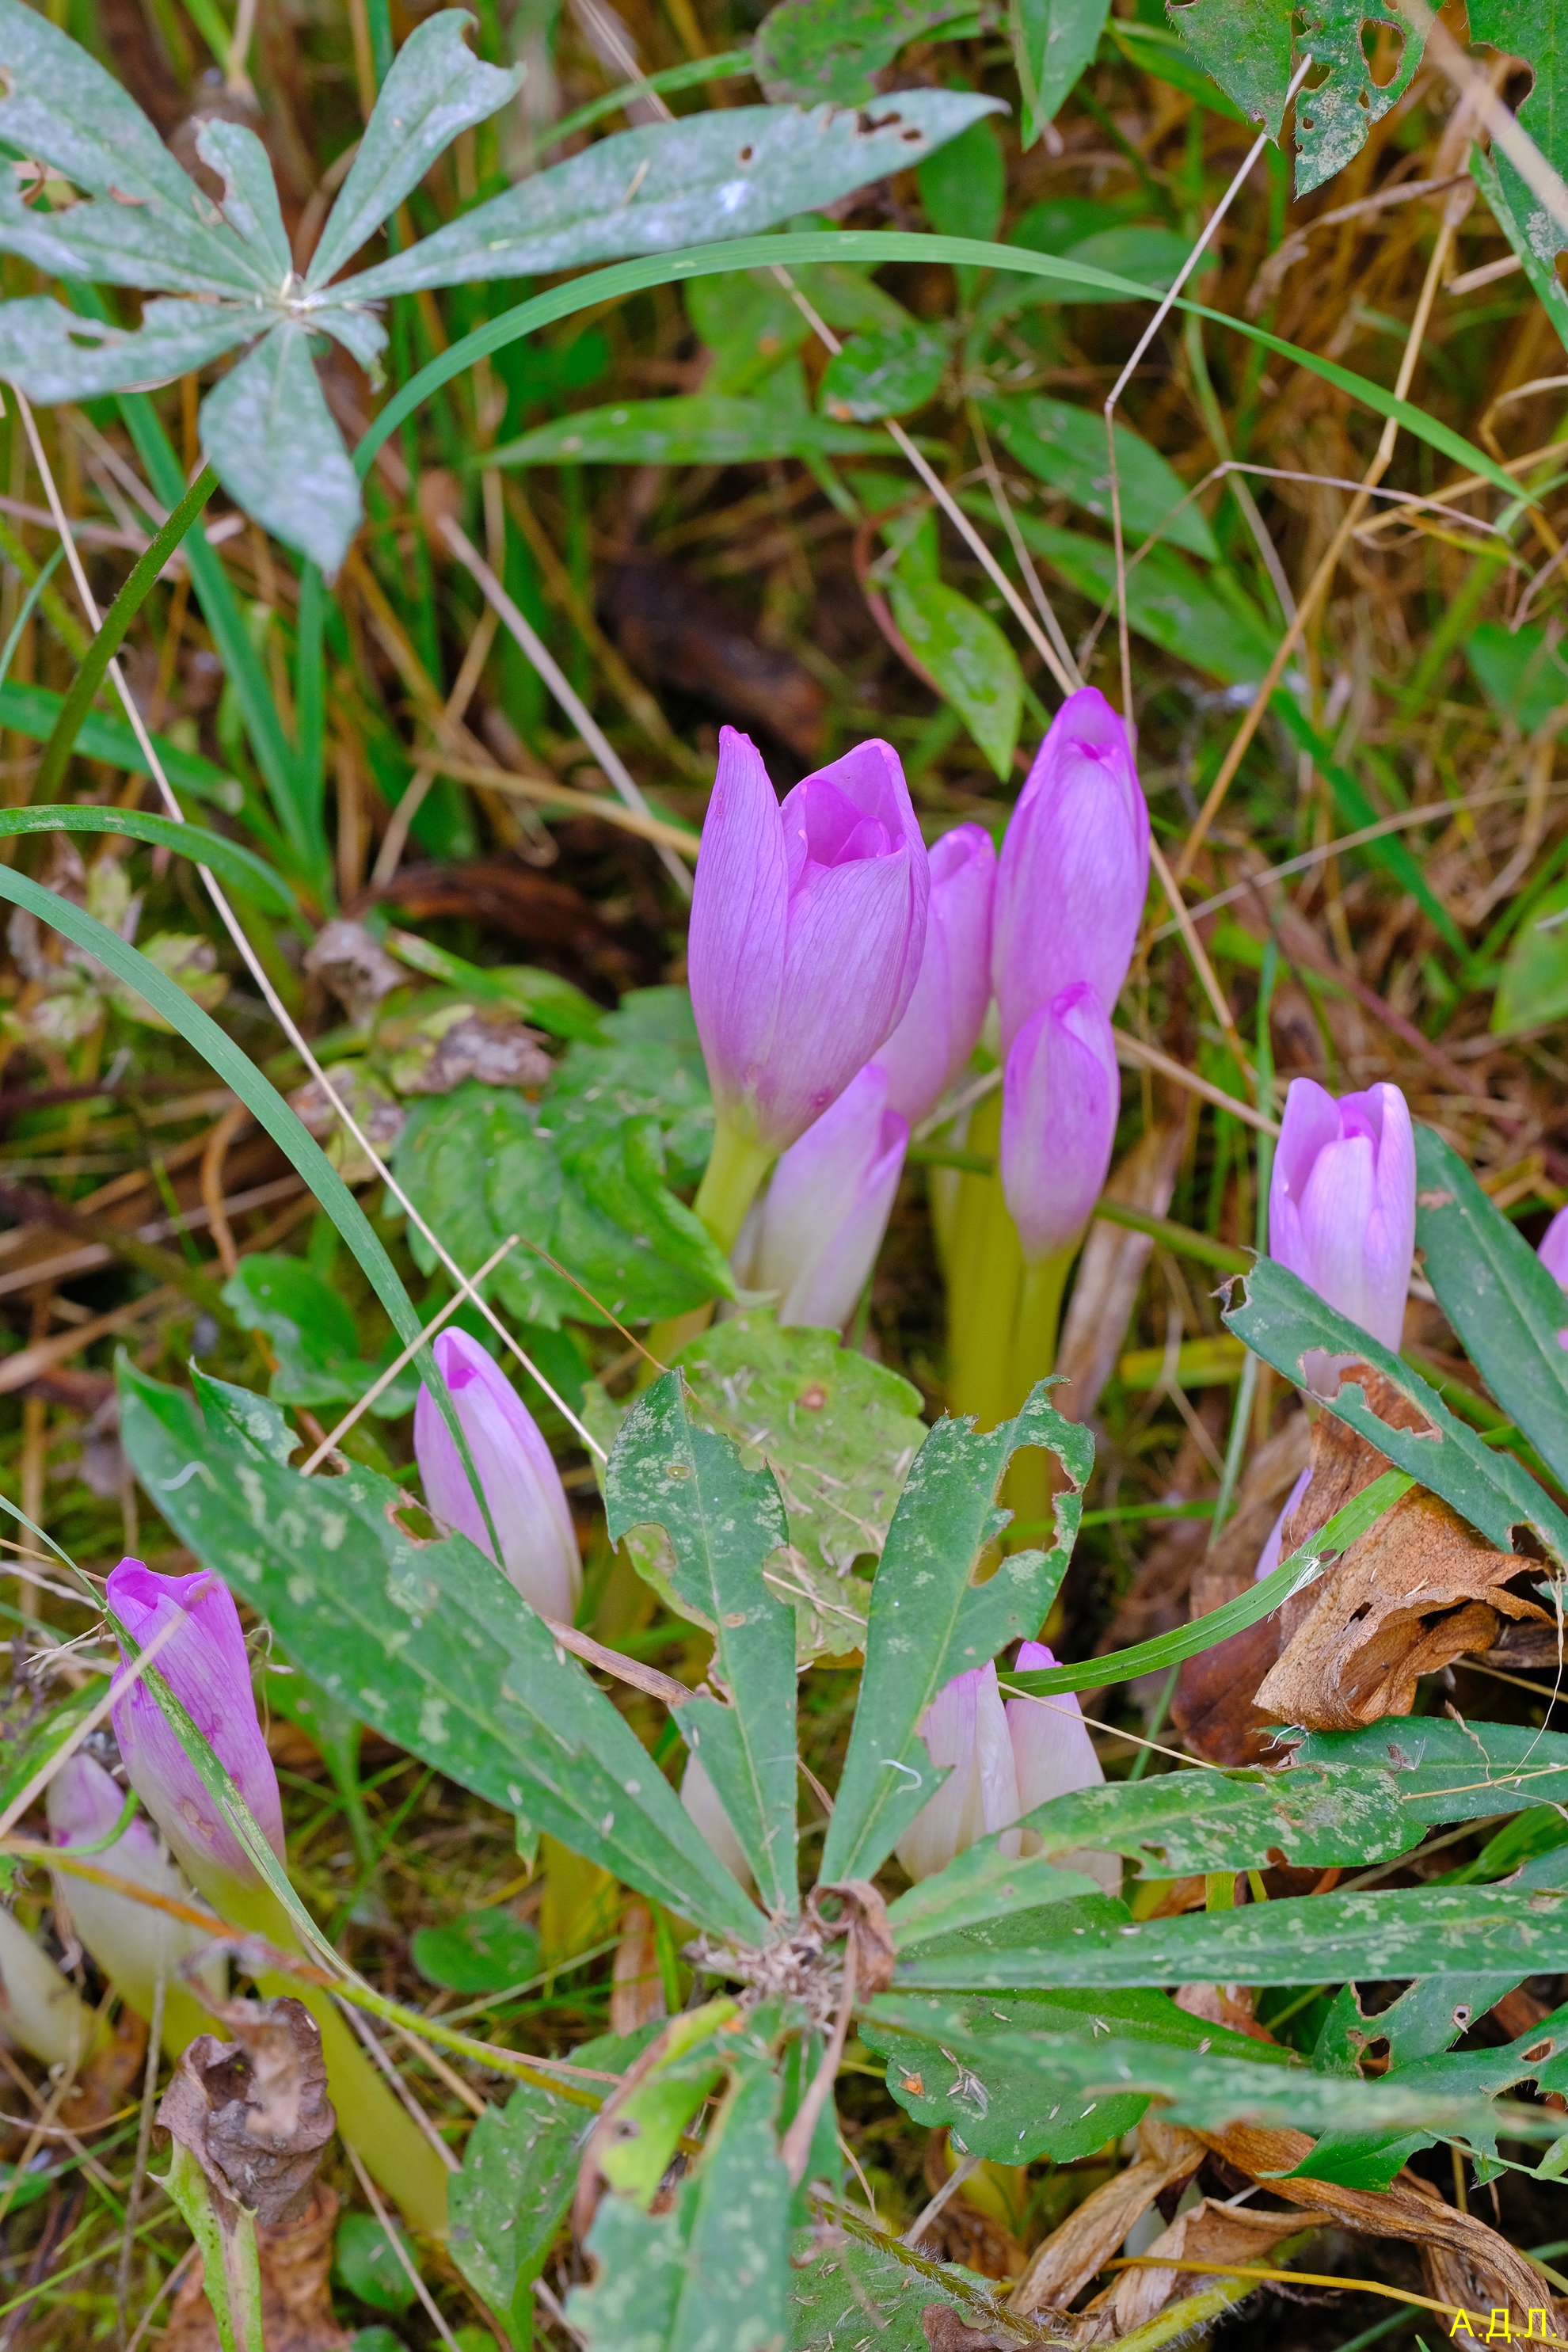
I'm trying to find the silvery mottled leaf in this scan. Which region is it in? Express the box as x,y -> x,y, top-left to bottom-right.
307,9 -> 525,290
310,301 -> 389,379
0,0 -> 266,295
198,324 -> 361,573
332,92 -> 1004,301
0,293 -> 258,401
196,119 -> 291,282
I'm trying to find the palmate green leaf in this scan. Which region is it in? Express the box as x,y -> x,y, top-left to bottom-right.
200,325 -> 364,578
789,2221 -> 1028,2352
337,96 -> 1004,303
862,1987 -> 1279,2164
889,568 -> 1022,781
117,1362 -> 765,1945
973,391 -> 1217,558
0,0 -> 266,296
893,1881 -> 1568,1994
221,1254 -> 418,1417
1013,0 -> 1112,139
492,392 -> 887,469
0,805 -> 295,919
569,2020 -> 790,2352
306,10 -> 524,291
820,1384 -> 1092,1886
752,0 -> 970,106
606,1372 -> 799,1915
0,296 -> 257,404
539,988 -> 709,1183
1224,1254 -> 1568,1566
866,1995 -> 1568,2148
361,229 -> 1532,503
394,1082 -> 732,1330
1413,1124 -> 1568,1476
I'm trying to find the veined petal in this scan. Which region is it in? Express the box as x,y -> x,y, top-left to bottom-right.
687,726 -> 789,1131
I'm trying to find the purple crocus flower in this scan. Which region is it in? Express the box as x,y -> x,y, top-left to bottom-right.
687,728 -> 929,1160
1268,1079 -> 1415,1353
749,1064 -> 908,1330
48,1750 -> 220,2050
414,1329 -> 580,1622
895,1661 -> 1019,1884
1006,1641 -> 1120,1895
873,822 -> 996,1125
991,687 -> 1149,1057
1540,1206 -> 1568,1291
999,982 -> 1120,1263
105,1559 -> 284,1911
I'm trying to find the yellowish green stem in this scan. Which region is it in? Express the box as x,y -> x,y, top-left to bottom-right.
1001,1244 -> 1074,1546
942,1092 -> 1024,1430
692,1116 -> 774,1254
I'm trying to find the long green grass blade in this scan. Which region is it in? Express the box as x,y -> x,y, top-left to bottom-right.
0,804 -> 295,917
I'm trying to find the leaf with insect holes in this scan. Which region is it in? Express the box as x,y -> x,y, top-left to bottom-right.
0,295 -> 258,403
975,392 -> 1218,558
752,0 -> 972,105
198,325 -> 364,577
568,2019 -> 790,2352
117,1362 -> 766,1945
306,10 -> 524,290
1467,2 -> 1568,266
819,1383 -> 1092,1887
605,1372 -> 799,1915
1165,0 -> 1424,195
1224,1254 -> 1568,1568
333,94 -> 1005,300
862,1986 -> 1275,2164
1166,0 -> 1292,135
1471,144 -> 1568,361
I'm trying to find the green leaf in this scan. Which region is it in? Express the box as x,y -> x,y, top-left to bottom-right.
568,2026 -> 790,2352
335,2213 -> 419,2314
1013,0 -> 1111,138
1166,0 -> 1291,137
0,805 -> 294,919
1413,1123 -> 1568,1476
820,1384 -> 1092,1886
360,229 -> 1532,508
306,9 -> 524,290
394,1082 -> 731,1330
1467,3 -> 1566,269
492,391 -> 887,469
0,295 -> 257,403
386,931 -> 609,1043
0,0 -> 268,295
890,1883 -> 1568,1995
975,392 -> 1217,558
0,683 -> 243,815
117,1361 -> 766,1944
1471,143 -> 1568,359
788,2218 -> 1026,2350
996,1469 -> 1413,1696
819,322 -> 948,420
196,120 -> 291,280
335,97 -> 1006,304
221,1254 -> 418,1416
450,2026 -> 654,2335
889,569 -> 1022,781
1467,622 -> 1568,738
866,1994 -> 1566,2147
607,1373 -> 797,1913
984,223 -> 1217,314
411,1910 -> 542,1994
1106,19 -> 1248,119
916,116 -> 1006,245
0,1684 -> 100,1821
753,0 -> 969,105
1291,1715 -> 1568,1826
199,325 -> 363,577
540,988 -> 710,1184
1224,1254 -> 1568,1567
861,1987 -> 1273,2163
1495,873 -> 1568,1033
1292,0 -> 1425,196
1271,697 -> 1464,951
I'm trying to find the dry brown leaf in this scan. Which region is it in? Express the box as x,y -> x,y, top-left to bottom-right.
1103,2197 -> 1329,2334
1056,1122 -> 1184,1428
1198,2123 -> 1561,2331
1171,1984 -> 1275,2045
1009,2119 -> 1205,2318
162,2182 -> 351,2352
158,1995 -> 336,2226
610,1901 -> 667,2038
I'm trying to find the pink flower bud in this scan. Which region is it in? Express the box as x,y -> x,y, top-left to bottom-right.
992,687 -> 1149,1057
895,1662 -> 1020,1883
687,729 -> 929,1155
873,822 -> 996,1125
48,1750 -> 220,2046
679,1753 -> 755,1891
1269,1079 -> 1415,1353
1540,1206 -> 1568,1291
414,1329 -> 581,1623
1006,1642 -> 1120,1896
749,1064 -> 908,1330
999,983 -> 1120,1264
105,1559 -> 284,1910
